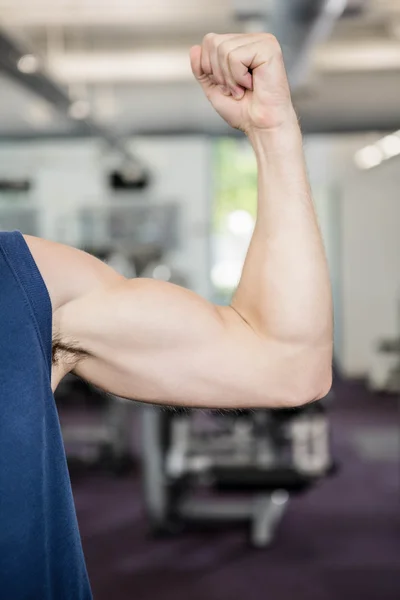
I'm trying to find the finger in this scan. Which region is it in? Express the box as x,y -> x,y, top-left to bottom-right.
202,34 -> 230,95
208,33 -> 239,89
228,36 -> 284,92
200,33 -> 214,77
227,44 -> 255,91
189,45 -> 204,79
189,45 -> 215,98
217,35 -> 260,96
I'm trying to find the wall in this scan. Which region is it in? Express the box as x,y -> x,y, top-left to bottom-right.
304,137 -> 343,366
306,134 -> 400,378
129,137 -> 212,298
337,138 -> 400,377
0,136 -> 212,298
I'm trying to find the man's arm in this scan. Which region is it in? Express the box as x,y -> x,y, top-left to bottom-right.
37,33 -> 332,409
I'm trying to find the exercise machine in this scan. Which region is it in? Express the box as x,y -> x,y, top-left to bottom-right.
140,396 -> 335,547
369,299 -> 400,393
56,374 -> 136,474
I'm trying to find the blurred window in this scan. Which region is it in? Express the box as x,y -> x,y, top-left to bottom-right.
212,138 -> 257,303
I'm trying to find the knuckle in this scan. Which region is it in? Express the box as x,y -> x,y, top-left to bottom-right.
205,32 -> 221,50
227,47 -> 238,63
201,57 -> 211,73
217,39 -> 230,58
264,32 -> 277,44
264,33 -> 282,53
202,32 -> 215,50
217,41 -> 225,58
203,32 -> 215,43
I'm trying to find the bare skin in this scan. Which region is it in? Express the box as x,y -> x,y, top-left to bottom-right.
25,33 -> 333,409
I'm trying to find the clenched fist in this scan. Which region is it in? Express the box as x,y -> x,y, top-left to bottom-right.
190,33 -> 294,135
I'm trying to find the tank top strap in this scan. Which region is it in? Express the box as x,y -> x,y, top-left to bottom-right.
0,230 -> 52,372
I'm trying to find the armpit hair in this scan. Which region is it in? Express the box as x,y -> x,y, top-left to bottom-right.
52,332 -> 91,367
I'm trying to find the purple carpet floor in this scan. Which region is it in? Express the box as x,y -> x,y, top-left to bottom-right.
70,381 -> 400,600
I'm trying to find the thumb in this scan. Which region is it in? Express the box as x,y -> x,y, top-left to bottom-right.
189,45 -> 214,97
189,45 -> 203,79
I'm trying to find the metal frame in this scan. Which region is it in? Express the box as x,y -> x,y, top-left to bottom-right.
140,404 -> 333,547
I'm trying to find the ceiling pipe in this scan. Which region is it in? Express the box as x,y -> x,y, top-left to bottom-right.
269,0 -> 348,89
0,28 -> 140,166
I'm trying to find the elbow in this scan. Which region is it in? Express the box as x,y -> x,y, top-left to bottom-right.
315,369 -> 333,401
295,374 -> 332,407
276,348 -> 333,409
287,364 -> 333,408
251,360 -> 332,410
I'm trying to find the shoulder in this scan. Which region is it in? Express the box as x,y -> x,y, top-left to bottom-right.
23,235 -> 125,313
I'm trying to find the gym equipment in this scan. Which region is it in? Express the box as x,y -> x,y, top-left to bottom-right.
369,300 -> 400,393
78,201 -> 180,255
369,338 -> 400,393
0,204 -> 38,236
56,375 -> 135,474
141,397 -> 335,547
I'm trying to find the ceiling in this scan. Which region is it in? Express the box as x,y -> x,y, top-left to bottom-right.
0,0 -> 400,139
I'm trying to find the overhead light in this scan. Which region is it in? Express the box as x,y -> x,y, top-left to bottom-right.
354,130 -> 400,170
378,135 -> 400,159
315,42 -> 400,72
354,145 -> 383,170
24,101 -> 54,127
17,54 -> 39,74
0,2 -> 229,28
47,50 -> 191,84
68,100 -> 91,120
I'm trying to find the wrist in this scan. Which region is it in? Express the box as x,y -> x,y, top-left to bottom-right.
246,108 -> 301,156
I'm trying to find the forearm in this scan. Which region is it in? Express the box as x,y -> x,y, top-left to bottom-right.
232,110 -> 333,350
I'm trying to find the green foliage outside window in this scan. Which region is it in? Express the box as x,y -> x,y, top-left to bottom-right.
213,138 -> 258,231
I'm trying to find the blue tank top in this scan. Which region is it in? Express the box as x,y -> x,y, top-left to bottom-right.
0,231 -> 92,599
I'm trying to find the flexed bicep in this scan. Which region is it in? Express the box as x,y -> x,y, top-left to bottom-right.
56,277 -> 314,409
